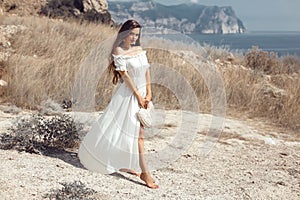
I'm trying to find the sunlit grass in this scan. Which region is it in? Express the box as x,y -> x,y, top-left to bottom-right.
1,15 -> 299,131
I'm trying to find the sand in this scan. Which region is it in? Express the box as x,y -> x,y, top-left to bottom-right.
0,105 -> 299,200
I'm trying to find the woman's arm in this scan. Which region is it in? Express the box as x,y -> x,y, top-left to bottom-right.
145,69 -> 152,108
119,71 -> 146,108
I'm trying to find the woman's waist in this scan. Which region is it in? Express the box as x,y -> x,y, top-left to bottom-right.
118,82 -> 146,94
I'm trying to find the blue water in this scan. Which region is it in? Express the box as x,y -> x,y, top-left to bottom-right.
187,31 -> 300,57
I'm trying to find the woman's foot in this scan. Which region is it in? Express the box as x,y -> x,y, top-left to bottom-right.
140,172 -> 159,189
119,168 -> 140,177
119,169 -> 156,183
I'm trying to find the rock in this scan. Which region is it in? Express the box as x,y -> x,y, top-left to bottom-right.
0,32 -> 6,46
261,83 -> 287,98
264,137 -> 276,145
3,105 -> 22,114
39,0 -> 113,25
0,79 -> 7,86
39,99 -> 64,115
82,0 -> 108,13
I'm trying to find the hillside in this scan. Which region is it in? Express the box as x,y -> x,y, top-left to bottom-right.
0,0 -> 113,24
108,0 -> 246,34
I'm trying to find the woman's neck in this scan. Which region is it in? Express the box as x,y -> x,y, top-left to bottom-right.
121,43 -> 132,51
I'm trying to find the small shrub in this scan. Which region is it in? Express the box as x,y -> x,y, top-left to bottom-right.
0,114 -> 82,154
244,46 -> 280,74
281,55 -> 300,74
44,181 -> 97,200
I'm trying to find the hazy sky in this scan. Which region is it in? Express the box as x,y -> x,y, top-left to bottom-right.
108,0 -> 300,31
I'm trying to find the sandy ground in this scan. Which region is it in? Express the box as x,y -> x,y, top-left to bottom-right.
0,105 -> 299,200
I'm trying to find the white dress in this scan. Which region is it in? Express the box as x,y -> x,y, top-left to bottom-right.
78,50 -> 150,174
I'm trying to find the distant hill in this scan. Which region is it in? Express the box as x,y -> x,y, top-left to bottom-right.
108,0 -> 246,34
0,0 -> 113,25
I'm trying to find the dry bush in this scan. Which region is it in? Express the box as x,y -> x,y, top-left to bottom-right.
244,46 -> 300,75
0,113 -> 82,154
200,43 -> 244,65
244,46 -> 281,74
203,44 -> 241,63
202,44 -> 232,60
281,55 -> 300,74
44,181 -> 98,199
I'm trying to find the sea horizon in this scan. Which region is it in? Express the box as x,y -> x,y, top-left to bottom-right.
187,31 -> 300,57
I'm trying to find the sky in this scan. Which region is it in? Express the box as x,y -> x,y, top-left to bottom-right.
108,0 -> 300,31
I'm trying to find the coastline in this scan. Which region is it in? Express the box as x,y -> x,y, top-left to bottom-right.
187,31 -> 300,57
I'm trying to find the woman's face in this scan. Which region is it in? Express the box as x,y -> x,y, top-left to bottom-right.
123,28 -> 140,46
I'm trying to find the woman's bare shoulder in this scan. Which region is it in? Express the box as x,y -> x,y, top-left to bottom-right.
113,47 -> 124,55
112,46 -> 145,57
129,46 -> 145,55
133,46 -> 143,51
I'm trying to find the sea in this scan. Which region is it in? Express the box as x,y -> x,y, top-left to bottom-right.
187,31 -> 300,57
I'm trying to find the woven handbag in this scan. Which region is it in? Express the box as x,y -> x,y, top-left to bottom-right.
137,102 -> 153,128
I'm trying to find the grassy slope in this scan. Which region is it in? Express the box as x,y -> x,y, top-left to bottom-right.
0,14 -> 299,131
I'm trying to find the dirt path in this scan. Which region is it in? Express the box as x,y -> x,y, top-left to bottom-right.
0,107 -> 299,199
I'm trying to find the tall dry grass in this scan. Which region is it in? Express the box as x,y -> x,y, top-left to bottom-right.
1,15 -> 114,109
1,15 -> 300,131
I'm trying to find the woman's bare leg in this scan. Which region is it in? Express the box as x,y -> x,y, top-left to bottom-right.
138,126 -> 159,189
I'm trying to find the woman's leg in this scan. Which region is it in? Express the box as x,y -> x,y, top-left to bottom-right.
138,126 -> 159,189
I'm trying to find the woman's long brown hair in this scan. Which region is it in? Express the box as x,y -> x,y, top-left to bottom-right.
109,19 -> 142,84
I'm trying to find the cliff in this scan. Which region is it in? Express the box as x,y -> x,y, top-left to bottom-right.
0,0 -> 113,25
108,0 -> 246,34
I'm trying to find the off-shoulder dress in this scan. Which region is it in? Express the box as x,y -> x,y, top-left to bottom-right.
78,50 -> 150,174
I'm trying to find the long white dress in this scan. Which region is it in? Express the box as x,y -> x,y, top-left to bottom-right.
78,50 -> 150,174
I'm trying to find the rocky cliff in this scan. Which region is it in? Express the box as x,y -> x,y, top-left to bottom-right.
108,0 -> 246,34
0,0 -> 113,25
40,0 -> 112,24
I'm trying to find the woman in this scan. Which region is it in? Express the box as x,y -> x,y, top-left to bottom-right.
78,19 -> 159,189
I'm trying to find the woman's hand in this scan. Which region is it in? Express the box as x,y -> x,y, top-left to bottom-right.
137,95 -> 146,108
144,94 -> 151,109
145,94 -> 151,102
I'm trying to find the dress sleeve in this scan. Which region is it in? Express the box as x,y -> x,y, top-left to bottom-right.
113,55 -> 127,71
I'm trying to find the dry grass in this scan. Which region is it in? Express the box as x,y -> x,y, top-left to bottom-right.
145,47 -> 211,111
1,15 -> 114,109
0,15 -> 300,131
244,46 -> 300,74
